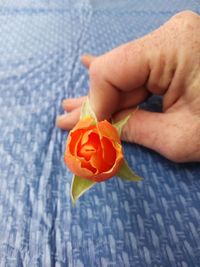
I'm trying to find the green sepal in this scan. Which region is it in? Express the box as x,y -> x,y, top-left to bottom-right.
112,108 -> 139,137
112,114 -> 131,137
116,160 -> 142,182
71,175 -> 96,204
80,97 -> 97,123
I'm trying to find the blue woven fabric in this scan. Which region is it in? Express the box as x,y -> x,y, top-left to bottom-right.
0,1 -> 200,266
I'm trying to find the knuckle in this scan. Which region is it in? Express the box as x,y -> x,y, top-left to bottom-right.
173,10 -> 199,21
173,11 -> 200,31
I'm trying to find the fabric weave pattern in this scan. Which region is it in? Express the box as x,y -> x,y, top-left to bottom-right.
0,1 -> 200,266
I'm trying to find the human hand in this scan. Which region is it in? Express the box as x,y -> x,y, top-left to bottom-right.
57,11 -> 200,162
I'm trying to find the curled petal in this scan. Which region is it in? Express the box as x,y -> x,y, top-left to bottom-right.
90,146 -> 110,173
78,132 -> 99,160
67,129 -> 83,155
64,147 -> 94,177
81,159 -> 97,174
97,120 -> 120,143
101,137 -> 116,166
85,132 -> 99,149
78,144 -> 96,160
92,152 -> 123,182
80,129 -> 94,145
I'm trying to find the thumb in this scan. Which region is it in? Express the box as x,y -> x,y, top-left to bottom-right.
120,109 -> 184,162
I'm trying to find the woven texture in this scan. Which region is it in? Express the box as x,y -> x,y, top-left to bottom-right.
0,0 -> 200,266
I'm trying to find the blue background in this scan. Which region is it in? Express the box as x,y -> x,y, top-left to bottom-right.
0,0 -> 200,266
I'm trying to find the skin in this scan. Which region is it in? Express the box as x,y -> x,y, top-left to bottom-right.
57,11 -> 200,163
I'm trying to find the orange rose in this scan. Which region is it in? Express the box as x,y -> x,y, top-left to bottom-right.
64,117 -> 123,182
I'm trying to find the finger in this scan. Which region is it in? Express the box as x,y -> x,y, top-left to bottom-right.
120,109 -> 185,162
81,54 -> 96,68
62,86 -> 149,116
62,96 -> 86,112
88,21 -> 177,120
89,39 -> 150,120
56,107 -> 80,130
117,87 -> 150,111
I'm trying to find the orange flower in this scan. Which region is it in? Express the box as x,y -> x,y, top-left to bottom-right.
64,117 -> 123,182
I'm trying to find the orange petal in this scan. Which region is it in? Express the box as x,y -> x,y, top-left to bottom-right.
78,144 -> 96,160
91,142 -> 124,182
78,132 -> 100,159
80,129 -> 93,145
101,137 -> 116,166
85,132 -> 99,149
64,146 -> 94,177
81,159 -> 97,174
97,120 -> 120,143
92,152 -> 123,182
73,116 -> 95,131
67,129 -> 83,155
90,146 -> 111,173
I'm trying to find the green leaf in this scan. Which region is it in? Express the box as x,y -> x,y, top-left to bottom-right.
80,97 -> 97,122
116,160 -> 142,182
71,175 -> 96,204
